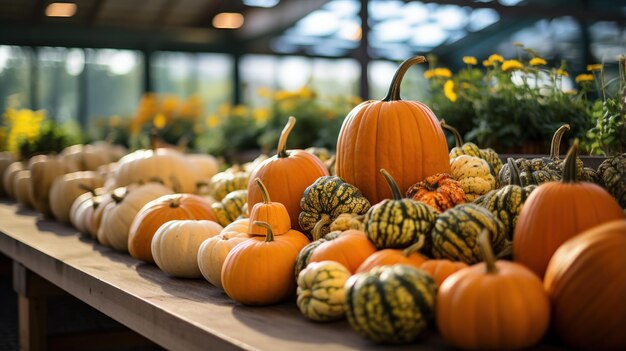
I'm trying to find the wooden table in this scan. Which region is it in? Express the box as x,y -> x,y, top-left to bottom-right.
0,201 -> 451,351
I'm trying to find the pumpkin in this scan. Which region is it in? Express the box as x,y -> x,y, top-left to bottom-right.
597,153 -> 625,208
209,169 -> 250,201
329,213 -> 364,232
29,155 -> 78,216
97,183 -> 173,251
221,221 -> 309,305
3,161 -> 24,199
247,178 -> 291,236
474,158 -> 537,240
197,218 -> 250,290
513,142 -> 624,278
440,119 -> 503,175
151,220 -> 223,278
431,203 -> 506,264
0,152 -> 15,197
296,260 -> 351,322
211,189 -> 248,227
405,173 -> 465,212
437,229 -> 550,350
186,153 -> 219,181
544,220 -> 626,350
128,193 -> 218,263
336,56 -> 450,205
61,144 -> 115,171
69,186 -> 104,237
49,171 -> 105,223
345,264 -> 437,344
248,117 -> 329,232
355,237 -> 427,273
364,169 -> 437,250
13,170 -> 33,208
419,259 -> 468,286
450,155 -> 495,202
299,176 -> 370,239
295,229 -> 376,277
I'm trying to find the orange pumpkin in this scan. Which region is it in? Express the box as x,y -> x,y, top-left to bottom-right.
221,221 -> 309,305
513,142 -> 623,278
248,178 -> 291,236
128,194 -> 218,263
419,260 -> 468,286
437,230 -> 550,349
355,237 -> 427,273
336,56 -> 450,205
544,220 -> 626,350
406,173 -> 465,212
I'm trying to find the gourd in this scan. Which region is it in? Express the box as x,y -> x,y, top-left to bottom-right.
211,189 -> 247,227
440,119 -> 503,175
419,259 -> 468,286
450,155 -> 495,201
296,261 -> 351,322
431,203 -> 506,264
405,173 -> 465,212
49,171 -> 105,223
513,142 -> 624,278
247,117 -> 329,231
344,265 -> 437,344
355,237 -> 427,273
151,220 -> 223,278
544,220 -> 626,350
0,152 -> 15,197
61,144 -> 115,171
329,213 -> 364,232
247,178 -> 292,236
13,170 -> 34,208
208,168 -> 249,201
29,155 -> 78,215
3,161 -> 24,199
336,56 -> 450,205
221,221 -> 309,305
69,186 -> 104,237
597,153 -> 625,208
437,230 -> 550,350
197,218 -> 250,290
299,176 -> 370,239
364,169 -> 437,250
186,153 -> 219,181
128,194 -> 218,263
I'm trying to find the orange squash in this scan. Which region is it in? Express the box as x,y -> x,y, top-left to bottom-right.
336,56 -> 450,204
128,194 -> 218,263
247,117 -> 329,231
513,142 -> 623,278
544,220 -> 626,350
419,260 -> 468,286
248,178 -> 291,236
355,237 -> 427,273
406,173 -> 465,212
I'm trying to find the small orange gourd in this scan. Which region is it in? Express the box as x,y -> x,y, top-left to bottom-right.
248,178 -> 291,236
355,237 -> 427,273
419,259 -> 468,286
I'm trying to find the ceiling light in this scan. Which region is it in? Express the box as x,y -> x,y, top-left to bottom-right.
213,13 -> 244,29
45,3 -> 77,17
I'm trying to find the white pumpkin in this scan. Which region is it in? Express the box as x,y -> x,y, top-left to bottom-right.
187,154 -> 220,181
61,144 -> 111,171
0,152 -> 16,197
13,170 -> 33,208
49,171 -> 105,223
3,161 -> 24,199
69,187 -> 104,236
152,220 -> 223,278
29,155 -> 78,215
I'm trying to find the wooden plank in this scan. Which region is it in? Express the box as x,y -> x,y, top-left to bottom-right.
18,294 -> 47,351
0,201 -> 448,351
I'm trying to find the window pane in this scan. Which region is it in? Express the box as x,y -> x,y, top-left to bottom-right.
0,46 -> 31,112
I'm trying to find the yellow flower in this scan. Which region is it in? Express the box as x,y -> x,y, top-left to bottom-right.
253,108 -> 270,124
274,90 -> 294,101
153,114 -> 167,129
298,86 -> 315,99
434,68 -> 452,78
443,80 -> 457,103
205,115 -> 220,129
502,59 -> 524,72
587,64 -> 602,71
461,82 -> 471,89
256,87 -> 272,98
4,108 -> 46,153
483,60 -> 493,67
160,95 -> 179,117
575,73 -> 594,83
555,69 -> 569,77
462,56 -> 477,65
233,105 -> 249,117
348,96 -> 363,106
529,57 -> 547,66
424,69 -> 435,79
488,54 -> 504,63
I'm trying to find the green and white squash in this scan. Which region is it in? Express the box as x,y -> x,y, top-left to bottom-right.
597,153 -> 625,208
209,170 -> 249,201
211,189 -> 248,227
296,260 -> 351,322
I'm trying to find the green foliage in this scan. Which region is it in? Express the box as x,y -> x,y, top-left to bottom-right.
18,120 -> 82,158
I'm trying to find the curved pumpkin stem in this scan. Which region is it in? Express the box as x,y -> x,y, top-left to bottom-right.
440,120 -> 463,147
549,124 -> 570,160
255,178 -> 271,204
312,214 -> 331,241
402,236 -> 425,257
380,169 -> 403,200
277,116 -> 296,158
478,229 -> 498,274
110,188 -> 128,204
562,140 -> 579,183
150,128 -> 158,151
507,158 -> 522,187
383,56 -> 427,102
253,221 -> 275,242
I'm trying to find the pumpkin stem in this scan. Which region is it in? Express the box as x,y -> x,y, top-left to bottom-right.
255,178 -> 271,204
478,228 -> 498,274
402,236 -> 425,257
110,188 -> 128,204
150,128 -> 158,151
440,120 -> 463,147
507,158 -> 523,186
549,124 -> 570,160
562,140 -> 579,183
380,169 -> 403,200
170,195 -> 181,208
312,214 -> 331,241
277,116 -> 296,158
253,221 -> 275,242
383,56 -> 427,101
78,183 -> 97,196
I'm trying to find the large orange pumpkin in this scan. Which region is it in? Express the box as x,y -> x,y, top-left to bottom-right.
128,194 -> 218,263
336,56 -> 450,204
247,117 -> 329,231
544,220 -> 626,350
513,142 -> 623,278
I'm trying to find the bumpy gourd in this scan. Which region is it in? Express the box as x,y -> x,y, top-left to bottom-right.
209,171 -> 249,201
211,189 -> 248,227
296,261 -> 351,322
450,155 -> 495,201
405,173 -> 465,212
597,153 -> 625,208
440,119 -> 503,175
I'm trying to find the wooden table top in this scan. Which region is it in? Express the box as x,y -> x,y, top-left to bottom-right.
0,200 -> 454,351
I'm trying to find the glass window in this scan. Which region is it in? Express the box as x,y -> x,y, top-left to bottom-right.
0,46 -> 32,113
37,47 -> 81,124
369,59 -> 428,101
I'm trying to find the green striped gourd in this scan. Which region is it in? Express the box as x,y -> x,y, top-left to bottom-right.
211,189 -> 248,227
344,265 -> 437,344
431,203 -> 506,264
299,176 -> 370,239
440,120 -> 503,176
475,158 -> 537,240
364,169 -> 438,250
209,169 -> 249,201
296,261 -> 351,322
597,153 -> 626,208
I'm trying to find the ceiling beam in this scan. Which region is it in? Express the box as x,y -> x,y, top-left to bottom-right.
153,0 -> 177,28
85,0 -> 106,25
